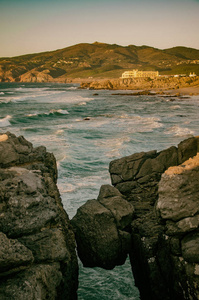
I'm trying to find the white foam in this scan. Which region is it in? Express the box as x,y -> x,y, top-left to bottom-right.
0,92 -> 4,95
26,113 -> 38,117
0,98 -> 11,104
56,109 -> 69,114
165,126 -> 194,137
115,115 -> 163,133
78,102 -> 87,106
55,129 -> 64,135
49,109 -> 69,115
170,105 -> 181,110
66,86 -> 78,90
26,109 -> 69,117
95,136 -> 131,158
58,174 -> 109,194
0,115 -> 12,127
11,96 -> 30,102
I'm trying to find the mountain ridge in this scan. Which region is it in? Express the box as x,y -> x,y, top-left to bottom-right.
0,42 -> 199,82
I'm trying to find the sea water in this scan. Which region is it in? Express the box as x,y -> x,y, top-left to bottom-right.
1,82 -> 199,299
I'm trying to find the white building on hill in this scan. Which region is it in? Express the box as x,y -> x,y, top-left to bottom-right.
122,69 -> 159,79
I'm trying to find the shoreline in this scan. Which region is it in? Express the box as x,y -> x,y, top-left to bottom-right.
79,76 -> 199,97
146,86 -> 199,96
79,79 -> 199,96
1,79 -> 199,97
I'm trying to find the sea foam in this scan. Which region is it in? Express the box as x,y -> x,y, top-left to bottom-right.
165,125 -> 194,137
0,115 -> 12,127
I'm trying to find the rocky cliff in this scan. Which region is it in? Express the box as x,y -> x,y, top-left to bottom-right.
72,137 -> 199,300
0,133 -> 78,300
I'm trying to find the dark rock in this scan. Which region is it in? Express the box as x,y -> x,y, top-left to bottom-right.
111,91 -> 156,96
19,229 -> 70,263
97,185 -> 135,230
0,133 -> 78,300
108,136 -> 199,299
0,264 -> 63,300
109,146 -> 178,205
0,232 -> 34,277
0,167 -> 59,238
72,185 -> 134,269
156,154 -> 199,222
181,233 -> 199,263
178,137 -> 198,164
71,136 -> 199,299
154,152 -> 199,300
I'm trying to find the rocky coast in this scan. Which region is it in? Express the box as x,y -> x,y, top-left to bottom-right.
1,133 -> 199,299
80,76 -> 199,96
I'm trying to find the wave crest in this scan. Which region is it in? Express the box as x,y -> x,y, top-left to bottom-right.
26,109 -> 69,118
0,115 -> 12,127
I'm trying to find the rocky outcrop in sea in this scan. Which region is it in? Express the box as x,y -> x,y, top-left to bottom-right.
72,136 -> 199,300
0,132 -> 78,299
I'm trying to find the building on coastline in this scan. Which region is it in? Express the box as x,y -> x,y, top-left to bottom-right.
189,72 -> 197,77
121,69 -> 159,79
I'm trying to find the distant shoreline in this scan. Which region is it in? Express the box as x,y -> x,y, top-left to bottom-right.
79,76 -> 199,96
0,77 -> 199,96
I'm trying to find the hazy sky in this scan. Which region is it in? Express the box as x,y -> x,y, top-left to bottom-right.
0,0 -> 199,57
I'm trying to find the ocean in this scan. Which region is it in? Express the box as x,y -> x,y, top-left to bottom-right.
0,82 -> 199,299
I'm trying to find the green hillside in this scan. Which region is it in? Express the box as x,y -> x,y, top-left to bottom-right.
0,42 -> 199,82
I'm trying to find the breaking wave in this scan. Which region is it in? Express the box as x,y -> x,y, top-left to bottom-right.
165,125 -> 194,137
0,115 -> 12,127
26,109 -> 69,118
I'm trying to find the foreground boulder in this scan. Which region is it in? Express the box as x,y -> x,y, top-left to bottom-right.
0,132 -> 78,300
72,184 -> 134,269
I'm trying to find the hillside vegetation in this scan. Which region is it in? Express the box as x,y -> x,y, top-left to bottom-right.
0,42 -> 199,82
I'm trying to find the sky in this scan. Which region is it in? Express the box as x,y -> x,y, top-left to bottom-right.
0,0 -> 199,57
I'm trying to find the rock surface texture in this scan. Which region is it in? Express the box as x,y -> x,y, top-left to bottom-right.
0,132 -> 78,300
72,136 -> 199,300
72,185 -> 134,269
